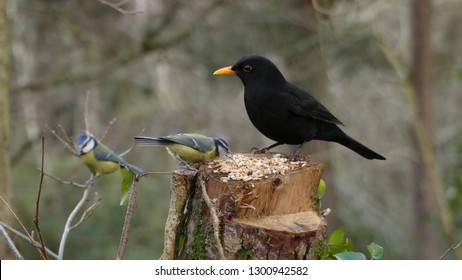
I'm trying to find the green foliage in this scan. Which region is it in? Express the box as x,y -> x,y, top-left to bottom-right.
334,252 -> 366,260
322,229 -> 383,260
235,241 -> 256,260
322,229 -> 353,258
119,167 -> 135,206
316,179 -> 326,209
319,181 -> 383,260
367,242 -> 384,260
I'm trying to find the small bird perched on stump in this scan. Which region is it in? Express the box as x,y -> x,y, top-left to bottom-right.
214,55 -> 385,161
75,133 -> 144,176
134,133 -> 229,169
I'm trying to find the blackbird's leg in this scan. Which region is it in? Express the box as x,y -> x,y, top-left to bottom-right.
250,142 -> 284,154
288,142 -> 306,161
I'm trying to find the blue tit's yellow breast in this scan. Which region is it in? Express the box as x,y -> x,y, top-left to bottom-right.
167,144 -> 217,163
80,151 -> 120,175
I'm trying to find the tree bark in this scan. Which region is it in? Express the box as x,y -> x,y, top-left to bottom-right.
0,0 -> 14,260
410,0 -> 438,259
161,153 -> 327,260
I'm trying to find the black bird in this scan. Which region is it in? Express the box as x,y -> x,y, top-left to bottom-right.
213,55 -> 385,160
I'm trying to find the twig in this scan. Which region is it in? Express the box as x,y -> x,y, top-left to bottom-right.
84,91 -> 90,134
0,196 -> 46,259
199,175 -> 226,260
96,0 -> 143,14
440,240 -> 462,260
116,173 -> 146,260
118,128 -> 145,157
58,174 -> 96,260
12,1 -> 222,96
34,134 -> 49,259
100,117 -> 117,143
0,221 -> 58,259
0,223 -> 24,260
45,125 -> 78,156
69,192 -> 102,230
57,124 -> 73,146
38,168 -> 86,188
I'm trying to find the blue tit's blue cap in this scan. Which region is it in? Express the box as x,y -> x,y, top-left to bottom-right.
75,134 -> 91,146
214,137 -> 230,152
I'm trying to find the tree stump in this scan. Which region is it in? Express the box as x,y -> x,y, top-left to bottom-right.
160,153 -> 326,260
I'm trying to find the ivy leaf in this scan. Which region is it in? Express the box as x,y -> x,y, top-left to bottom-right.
328,229 -> 346,245
334,252 -> 367,260
367,242 -> 384,260
328,229 -> 354,255
120,166 -> 135,205
317,179 -> 327,199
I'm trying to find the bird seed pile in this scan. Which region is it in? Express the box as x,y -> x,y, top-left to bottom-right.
209,153 -> 308,182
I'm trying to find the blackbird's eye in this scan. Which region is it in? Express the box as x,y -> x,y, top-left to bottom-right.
243,65 -> 253,72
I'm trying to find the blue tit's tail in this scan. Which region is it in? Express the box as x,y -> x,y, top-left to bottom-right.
121,163 -> 144,174
134,136 -> 170,146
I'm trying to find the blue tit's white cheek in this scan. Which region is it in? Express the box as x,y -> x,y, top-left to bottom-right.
81,139 -> 96,154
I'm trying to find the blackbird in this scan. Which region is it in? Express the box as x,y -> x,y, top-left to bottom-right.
214,55 -> 385,160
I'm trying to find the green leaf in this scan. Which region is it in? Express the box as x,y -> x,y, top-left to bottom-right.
345,237 -> 354,252
328,229 -> 354,255
334,252 -> 367,260
120,167 -> 135,205
328,229 -> 346,245
367,242 -> 384,260
317,179 -> 327,199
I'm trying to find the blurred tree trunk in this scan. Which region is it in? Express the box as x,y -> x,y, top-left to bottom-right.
0,0 -> 14,259
301,0 -> 339,229
410,0 -> 438,259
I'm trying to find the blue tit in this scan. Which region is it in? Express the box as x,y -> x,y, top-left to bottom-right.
75,134 -> 144,176
134,133 -> 229,167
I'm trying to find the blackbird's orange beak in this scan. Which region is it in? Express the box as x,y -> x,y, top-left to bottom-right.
213,66 -> 236,75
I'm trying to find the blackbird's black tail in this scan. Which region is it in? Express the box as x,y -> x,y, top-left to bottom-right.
334,131 -> 386,160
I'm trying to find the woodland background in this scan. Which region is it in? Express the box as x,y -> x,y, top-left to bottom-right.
1,0 -> 461,259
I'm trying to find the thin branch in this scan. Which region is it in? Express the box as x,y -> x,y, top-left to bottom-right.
116,173 -> 146,260
0,221 -> 58,259
34,134 -> 49,259
99,117 -> 117,143
119,128 -> 145,157
69,192 -> 102,230
199,175 -> 226,260
440,240 -> 462,260
12,0 -> 223,96
0,223 -> 24,260
45,125 -> 79,156
58,174 -> 97,260
38,168 -> 86,188
0,196 -> 46,259
57,124 -> 73,146
84,91 -> 90,134
96,0 -> 143,15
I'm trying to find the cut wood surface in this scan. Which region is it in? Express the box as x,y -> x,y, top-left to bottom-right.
161,152 -> 327,260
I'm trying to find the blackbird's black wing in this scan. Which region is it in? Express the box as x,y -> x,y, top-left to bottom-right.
285,83 -> 344,126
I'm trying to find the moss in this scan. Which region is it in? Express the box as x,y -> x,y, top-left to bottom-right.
188,198 -> 210,260
235,241 -> 256,260
309,230 -> 328,260
189,217 -> 207,259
